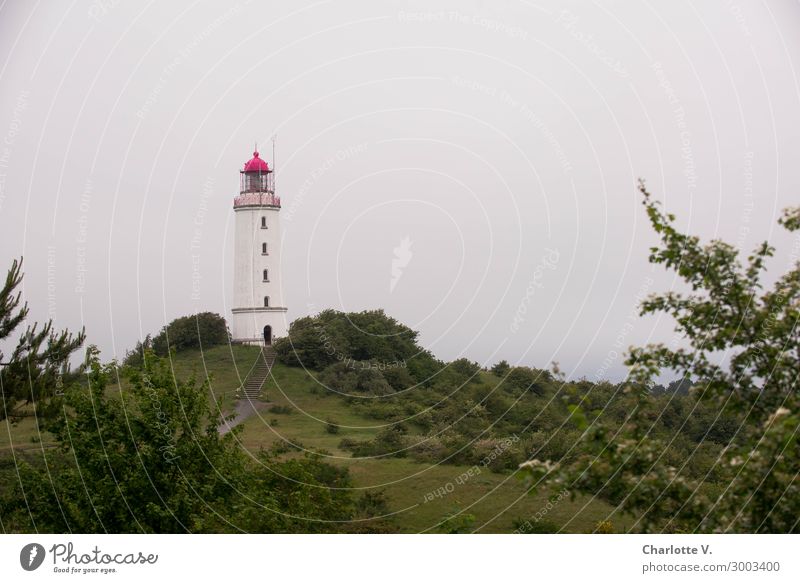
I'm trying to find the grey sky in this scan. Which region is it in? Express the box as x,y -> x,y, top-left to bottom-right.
1,0 -> 799,381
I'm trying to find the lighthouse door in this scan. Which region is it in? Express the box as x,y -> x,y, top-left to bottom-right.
263,325 -> 272,345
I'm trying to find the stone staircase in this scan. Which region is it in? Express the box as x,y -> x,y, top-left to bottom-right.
240,346 -> 276,400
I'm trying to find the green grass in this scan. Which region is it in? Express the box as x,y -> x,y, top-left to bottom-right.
213,347 -> 629,533
236,363 -> 384,453
163,344 -> 262,404
0,415 -> 54,453
339,457 -> 627,533
0,346 -> 260,453
0,346 -> 630,533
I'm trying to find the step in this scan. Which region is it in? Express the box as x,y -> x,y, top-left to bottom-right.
238,346 -> 277,400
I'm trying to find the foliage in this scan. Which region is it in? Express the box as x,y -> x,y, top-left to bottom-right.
0,349 -> 357,533
274,309 -> 441,383
504,366 -> 547,396
232,450 -> 354,533
124,312 -> 228,365
347,489 -> 396,533
522,181 -> 800,533
491,359 -> 511,377
270,405 -> 294,415
122,334 -> 152,367
448,358 -> 482,380
436,509 -> 476,533
345,426 -> 410,458
319,361 -> 395,396
381,365 -> 415,391
0,258 -> 85,421
3,348 -> 243,532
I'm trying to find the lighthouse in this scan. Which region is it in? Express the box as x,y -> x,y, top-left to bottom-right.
231,148 -> 288,345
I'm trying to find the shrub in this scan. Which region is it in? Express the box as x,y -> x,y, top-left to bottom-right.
319,361 -> 394,396
0,349 -> 355,533
491,360 -> 511,377
437,510 -> 476,533
522,183 -> 800,533
382,365 -> 415,391
505,367 -> 545,395
405,351 -> 443,384
123,335 -> 152,367
449,358 -> 482,379
144,312 -> 229,358
338,437 -> 360,451
348,490 -> 396,533
408,436 -> 449,463
349,427 -> 408,458
275,309 -> 423,371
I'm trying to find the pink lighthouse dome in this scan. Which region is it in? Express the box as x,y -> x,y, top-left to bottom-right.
243,150 -> 270,173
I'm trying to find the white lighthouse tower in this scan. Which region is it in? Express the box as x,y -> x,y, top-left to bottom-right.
231,148 -> 288,345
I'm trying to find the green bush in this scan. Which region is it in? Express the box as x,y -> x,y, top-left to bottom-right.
0,350 -> 354,533
491,360 -> 511,376
382,365 -> 415,391
349,427 -> 409,458
125,313 -> 229,365
319,361 -> 394,396
505,367 -> 546,395
274,309 -> 440,384
449,358 -> 482,380
270,405 -> 294,415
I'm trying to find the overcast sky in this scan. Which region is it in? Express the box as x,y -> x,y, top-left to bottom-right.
1,0 -> 799,381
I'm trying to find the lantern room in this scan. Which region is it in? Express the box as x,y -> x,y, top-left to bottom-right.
240,150 -> 274,194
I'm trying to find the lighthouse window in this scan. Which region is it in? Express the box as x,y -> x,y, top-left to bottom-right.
263,269 -> 269,282
261,216 -> 267,229
262,243 -> 268,255
264,296 -> 270,307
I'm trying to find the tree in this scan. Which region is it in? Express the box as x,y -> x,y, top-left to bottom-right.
522,181 -> 800,533
122,334 -> 152,367
449,358 -> 482,381
274,309 -> 441,383
319,361 -> 395,396
491,359 -> 511,377
148,312 -> 229,357
0,258 -> 84,421
1,349 -> 356,533
436,509 -> 476,533
504,366 -> 546,396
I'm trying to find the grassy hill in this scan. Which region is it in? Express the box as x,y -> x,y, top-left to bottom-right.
2,344 -> 627,533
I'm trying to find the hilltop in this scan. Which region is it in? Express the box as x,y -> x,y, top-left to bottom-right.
148,343 -> 633,533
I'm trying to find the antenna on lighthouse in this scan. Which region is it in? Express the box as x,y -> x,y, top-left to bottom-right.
272,134 -> 277,191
